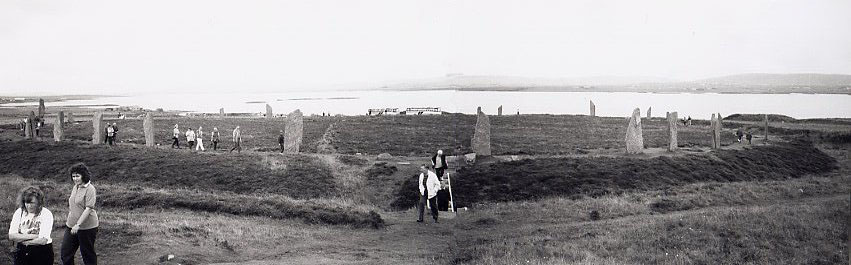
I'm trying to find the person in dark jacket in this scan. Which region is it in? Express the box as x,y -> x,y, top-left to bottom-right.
431,150 -> 448,180
277,130 -> 285,153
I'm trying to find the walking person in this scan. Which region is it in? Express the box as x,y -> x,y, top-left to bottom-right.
185,128 -> 196,151
746,131 -> 753,145
416,165 -> 441,223
278,130 -> 285,153
736,128 -> 744,143
171,124 -> 180,149
8,186 -> 55,265
195,126 -> 205,151
60,163 -> 99,265
230,126 -> 241,153
211,127 -> 220,151
431,149 -> 448,180
105,124 -> 115,146
111,123 -> 118,144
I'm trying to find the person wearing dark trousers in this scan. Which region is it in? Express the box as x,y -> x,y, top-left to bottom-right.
8,186 -> 55,265
211,127 -> 220,151
171,124 -> 180,149
61,163 -> 99,265
278,130 -> 285,153
431,149 -> 448,180
417,165 -> 441,223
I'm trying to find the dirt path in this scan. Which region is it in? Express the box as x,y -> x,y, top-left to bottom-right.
211,211 -> 457,265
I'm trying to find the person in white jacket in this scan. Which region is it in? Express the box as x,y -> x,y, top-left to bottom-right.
417,165 -> 442,223
195,126 -> 205,151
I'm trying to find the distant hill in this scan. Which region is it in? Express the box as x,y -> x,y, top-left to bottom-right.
693,73 -> 851,87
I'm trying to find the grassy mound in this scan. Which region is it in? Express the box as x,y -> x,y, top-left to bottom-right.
725,114 -> 797,122
0,140 -> 337,199
392,141 -> 837,208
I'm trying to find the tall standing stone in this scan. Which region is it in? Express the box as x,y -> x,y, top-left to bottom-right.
67,112 -> 74,124
646,107 -> 652,119
715,113 -> 723,148
38,99 -> 45,119
24,112 -> 34,139
54,111 -> 64,141
219,108 -> 225,119
763,114 -> 769,143
284,109 -> 303,153
667,112 -> 678,151
471,107 -> 492,156
266,104 -> 273,119
590,100 -> 596,117
143,113 -> 155,147
57,112 -> 65,128
92,112 -> 105,144
498,105 -> 503,116
625,108 -> 644,154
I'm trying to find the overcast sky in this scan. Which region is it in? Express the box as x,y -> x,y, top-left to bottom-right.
2,0 -> 850,95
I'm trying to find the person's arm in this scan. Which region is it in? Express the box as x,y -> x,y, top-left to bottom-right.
8,209 -> 38,242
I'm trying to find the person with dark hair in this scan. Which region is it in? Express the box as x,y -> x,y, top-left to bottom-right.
431,149 -> 448,180
171,124 -> 180,149
736,128 -> 744,143
746,131 -> 753,145
61,163 -> 99,265
105,124 -> 115,146
278,130 -> 285,153
416,165 -> 441,223
8,186 -> 55,265
185,127 -> 196,151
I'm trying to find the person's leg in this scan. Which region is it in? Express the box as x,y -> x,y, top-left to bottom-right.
78,227 -> 98,265
31,243 -> 54,265
13,243 -> 26,265
280,143 -> 284,153
429,196 -> 439,222
417,192 -> 426,222
60,227 -> 80,265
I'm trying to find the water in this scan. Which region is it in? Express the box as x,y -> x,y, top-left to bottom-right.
2,91 -> 849,119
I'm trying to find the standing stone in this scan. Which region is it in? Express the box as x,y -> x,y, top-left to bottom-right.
38,99 -> 45,119
92,112 -> 105,144
284,109 -> 304,153
667,112 -> 678,151
219,108 -> 225,119
590,100 -> 596,117
54,111 -> 64,141
24,112 -> 34,139
646,107 -> 652,119
715,113 -> 723,148
710,113 -> 717,149
143,113 -> 155,147
57,112 -> 65,128
625,108 -> 644,154
471,107 -> 492,156
67,112 -> 74,124
477,106 -> 482,114
763,114 -> 769,143
498,105 -> 503,116
266,104 -> 273,119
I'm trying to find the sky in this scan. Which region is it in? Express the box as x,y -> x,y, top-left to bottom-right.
1,0 -> 850,95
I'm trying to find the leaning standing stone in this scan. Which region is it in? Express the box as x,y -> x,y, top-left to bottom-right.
284,109 -> 303,153
143,113 -> 155,147
667,112 -> 678,151
92,112 -> 105,144
266,104 -> 273,119
54,111 -> 64,141
625,108 -> 643,154
471,107 -> 492,156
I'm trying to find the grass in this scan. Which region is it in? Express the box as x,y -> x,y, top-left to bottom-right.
402,140 -> 837,208
0,140 -> 338,199
450,172 -> 850,264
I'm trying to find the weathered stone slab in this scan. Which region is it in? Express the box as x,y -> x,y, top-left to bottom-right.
284,109 -> 303,153
471,108 -> 492,156
763,114 -> 769,143
590,100 -> 596,117
67,112 -> 74,123
54,111 -> 64,141
646,107 -> 652,119
92,112 -> 105,144
667,111 -> 678,151
715,112 -> 722,148
219,108 -> 225,119
144,113 -> 155,147
38,99 -> 45,118
498,105 -> 503,116
625,108 -> 643,154
266,104 -> 273,119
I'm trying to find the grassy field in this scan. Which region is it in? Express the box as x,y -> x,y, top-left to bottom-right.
0,108 -> 849,264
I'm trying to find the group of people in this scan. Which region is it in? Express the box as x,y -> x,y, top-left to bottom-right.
416,149 -> 450,223
104,123 -> 118,145
736,128 -> 754,144
170,124 -> 240,152
17,118 -> 44,137
8,163 -> 99,265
